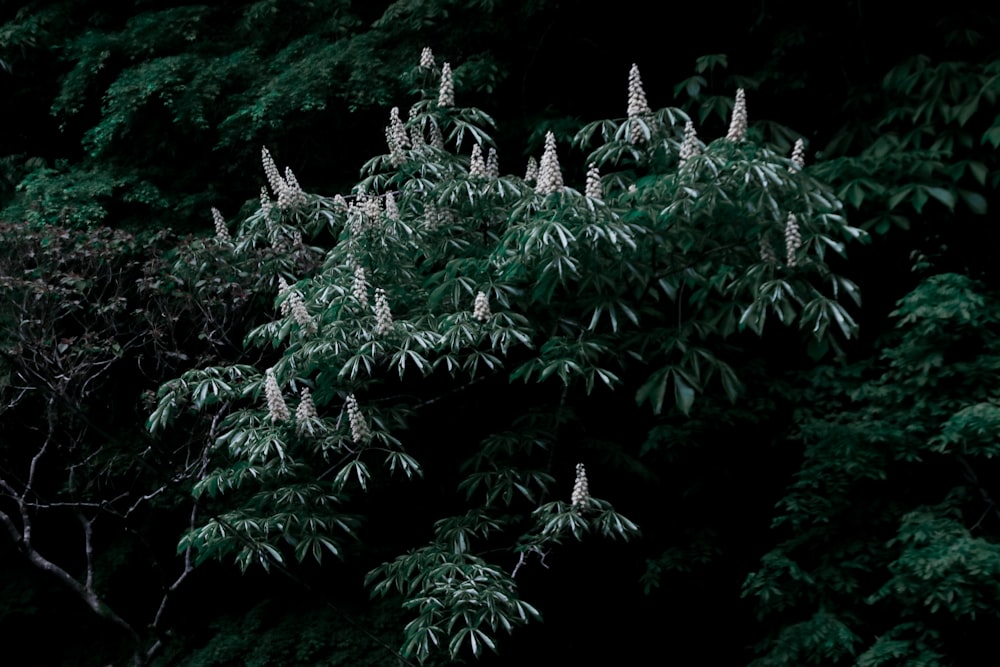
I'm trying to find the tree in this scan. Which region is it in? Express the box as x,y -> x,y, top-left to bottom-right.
149,53 -> 861,662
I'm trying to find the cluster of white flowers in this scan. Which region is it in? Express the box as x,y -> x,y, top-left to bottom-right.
790,138 -> 806,170
726,89 -> 748,142
345,394 -> 372,444
211,207 -> 231,243
524,156 -> 538,183
278,167 -> 307,209
333,194 -> 348,212
384,192 -> 400,221
486,147 -> 499,178
627,63 -> 652,144
374,287 -> 393,335
259,186 -> 273,215
386,106 -> 410,167
287,288 -> 316,334
295,387 -> 317,433
277,276 -> 291,316
419,46 -> 434,69
536,131 -> 564,195
571,463 -> 591,509
265,368 -> 290,423
585,163 -> 602,200
438,62 -> 454,107
785,213 -> 802,267
428,122 -> 445,149
469,144 -> 487,178
678,121 -> 701,166
352,265 -> 369,307
261,147 -> 307,209
348,195 -> 382,236
473,291 -> 491,322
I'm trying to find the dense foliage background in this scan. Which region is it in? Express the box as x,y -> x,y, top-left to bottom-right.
2,1 -> 999,665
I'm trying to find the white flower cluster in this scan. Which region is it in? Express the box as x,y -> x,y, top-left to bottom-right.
419,47 -> 434,69
428,122 -> 445,149
473,291 -> 491,322
571,463 -> 591,509
374,287 -> 393,336
345,394 -> 372,444
585,163 -> 602,200
265,368 -> 290,423
287,288 -> 316,334
790,138 -> 806,170
726,89 -> 748,142
524,156 -> 538,183
211,207 -> 231,243
295,387 -> 317,433
486,147 -> 499,178
277,276 -> 291,316
386,107 -> 410,167
438,62 -> 454,108
785,213 -> 802,267
259,187 -> 273,215
627,63 -> 652,144
261,147 -> 306,209
678,121 -> 701,166
384,192 -> 400,221
536,131 -> 564,195
469,144 -> 487,178
352,265 -> 369,307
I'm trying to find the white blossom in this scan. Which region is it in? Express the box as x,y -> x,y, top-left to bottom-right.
374,287 -> 393,336
585,163 -> 602,200
387,106 -> 410,166
627,63 -> 652,144
211,207 -> 231,243
473,291 -> 491,322
264,368 -> 290,423
288,288 -> 316,334
524,156 -> 538,183
486,148 -> 499,178
536,131 -> 564,195
679,121 -> 701,166
438,62 -> 454,108
726,89 -> 748,142
384,192 -> 399,221
571,463 -> 591,509
419,47 -> 435,69
469,144 -> 487,178
790,138 -> 806,170
277,276 -> 291,316
345,394 -> 372,444
296,387 -> 317,433
352,266 -> 369,307
785,213 -> 802,267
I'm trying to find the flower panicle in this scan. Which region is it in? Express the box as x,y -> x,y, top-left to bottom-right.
571,463 -> 591,509
536,131 -> 564,195
419,47 -> 434,69
726,89 -> 748,142
211,207 -> 231,243
585,163 -> 602,200
346,394 -> 372,444
790,138 -> 806,170
679,121 -> 701,166
265,368 -> 290,423
785,213 -> 802,266
438,62 -> 454,108
473,291 -> 491,322
374,287 -> 393,335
